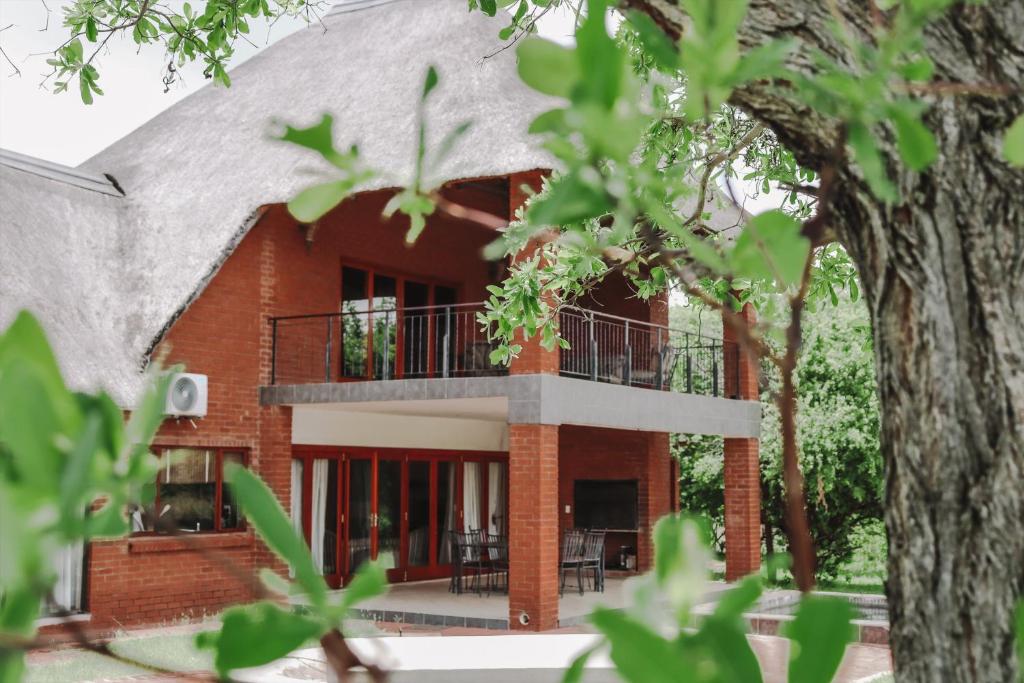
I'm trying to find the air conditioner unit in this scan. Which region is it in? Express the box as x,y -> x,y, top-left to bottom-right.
165,373 -> 208,418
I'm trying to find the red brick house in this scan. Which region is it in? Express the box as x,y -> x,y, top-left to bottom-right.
0,0 -> 761,632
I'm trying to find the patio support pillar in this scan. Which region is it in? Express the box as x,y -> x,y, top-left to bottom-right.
507,170 -> 559,376
722,303 -> 761,580
508,423 -> 559,631
637,431 -> 672,572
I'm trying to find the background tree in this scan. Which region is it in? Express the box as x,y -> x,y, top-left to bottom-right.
675,291 -> 884,581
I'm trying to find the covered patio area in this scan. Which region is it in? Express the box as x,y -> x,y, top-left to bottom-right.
343,576 -> 730,630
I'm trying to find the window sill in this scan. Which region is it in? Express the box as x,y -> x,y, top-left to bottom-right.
128,532 -> 252,554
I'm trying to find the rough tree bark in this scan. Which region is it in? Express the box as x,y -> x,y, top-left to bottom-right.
624,1 -> 1024,680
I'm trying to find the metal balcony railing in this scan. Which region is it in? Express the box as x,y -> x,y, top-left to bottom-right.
269,303 -> 742,399
270,303 -> 506,385
558,307 -> 741,398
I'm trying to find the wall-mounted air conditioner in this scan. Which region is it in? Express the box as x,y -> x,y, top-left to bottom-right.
165,373 -> 208,418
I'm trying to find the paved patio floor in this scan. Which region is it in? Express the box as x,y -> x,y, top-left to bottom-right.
350,575 -> 731,629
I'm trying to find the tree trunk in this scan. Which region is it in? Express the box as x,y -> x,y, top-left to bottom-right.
625,1 -> 1024,679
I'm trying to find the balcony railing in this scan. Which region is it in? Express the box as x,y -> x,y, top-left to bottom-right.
559,307 -> 739,398
269,302 -> 741,399
270,303 -> 505,385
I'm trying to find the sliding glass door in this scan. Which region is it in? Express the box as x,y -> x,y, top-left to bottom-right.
292,448 -> 506,586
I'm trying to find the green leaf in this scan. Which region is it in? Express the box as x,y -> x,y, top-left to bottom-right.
689,613 -> 764,683
526,173 -> 613,226
422,65 -> 439,100
226,465 -> 327,607
335,561 -> 387,613
847,121 -> 897,202
575,0 -> 621,109
1003,114 -> 1024,167
784,596 -> 857,683
590,608 -> 690,683
627,11 -> 678,71
85,17 -> 98,42
516,38 -> 580,99
79,75 -> 94,105
479,0 -> 497,16
1015,600 -> 1024,675
196,601 -> 323,679
888,105 -> 937,171
278,114 -> 354,170
287,180 -> 354,223
730,209 -> 811,289
562,645 -> 597,683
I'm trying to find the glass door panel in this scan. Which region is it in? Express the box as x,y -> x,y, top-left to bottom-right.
407,461 -> 430,567
310,459 -> 339,579
462,461 -> 484,532
487,461 -> 508,536
402,281 -> 430,378
348,459 -> 372,575
342,268 -> 370,378
434,286 -> 457,376
372,275 -> 397,379
377,459 -> 402,574
437,461 -> 456,565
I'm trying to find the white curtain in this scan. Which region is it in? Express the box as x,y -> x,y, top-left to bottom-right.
310,459 -> 329,574
463,462 -> 481,533
440,465 -> 457,564
51,541 -> 84,613
290,460 -> 304,578
488,462 -> 507,536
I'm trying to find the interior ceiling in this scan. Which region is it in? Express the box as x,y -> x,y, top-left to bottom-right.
297,396 -> 509,421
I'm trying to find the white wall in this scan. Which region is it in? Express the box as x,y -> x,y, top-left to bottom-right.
292,407 -> 508,452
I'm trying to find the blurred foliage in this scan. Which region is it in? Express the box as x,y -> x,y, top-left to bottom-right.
0,312 -> 386,683
575,515 -> 858,683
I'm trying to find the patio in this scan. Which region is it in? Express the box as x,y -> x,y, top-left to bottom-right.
343,576 -> 730,630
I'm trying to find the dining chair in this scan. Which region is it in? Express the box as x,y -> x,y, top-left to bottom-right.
559,529 -> 586,596
581,531 -> 606,593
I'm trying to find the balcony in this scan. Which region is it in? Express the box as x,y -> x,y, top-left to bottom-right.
269,302 -> 741,399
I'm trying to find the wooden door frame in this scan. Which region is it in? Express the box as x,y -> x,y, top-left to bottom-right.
291,445 -> 506,586
293,445 -> 346,589
338,261 -> 463,382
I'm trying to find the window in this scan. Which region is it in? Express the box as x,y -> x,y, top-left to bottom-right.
339,263 -> 459,380
131,447 -> 247,534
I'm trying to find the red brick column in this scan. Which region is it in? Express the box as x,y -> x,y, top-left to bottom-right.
507,171 -> 559,376
637,431 -> 672,572
255,404 -> 294,578
723,303 -> 761,580
508,423 -> 559,631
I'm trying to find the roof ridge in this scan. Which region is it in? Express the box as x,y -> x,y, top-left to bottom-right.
0,149 -> 124,197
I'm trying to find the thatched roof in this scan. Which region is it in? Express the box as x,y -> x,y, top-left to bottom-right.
2,0 -> 556,405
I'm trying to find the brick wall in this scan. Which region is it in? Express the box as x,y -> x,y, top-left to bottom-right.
81,183 -> 509,627
85,535 -> 256,629
508,423 -> 559,631
557,425 -> 672,574
722,303 -> 761,580
507,170 -> 560,376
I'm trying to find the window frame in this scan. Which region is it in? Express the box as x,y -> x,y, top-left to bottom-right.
132,446 -> 250,536
338,261 -> 461,380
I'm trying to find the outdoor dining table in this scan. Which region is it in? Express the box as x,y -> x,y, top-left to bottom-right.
449,534 -> 508,596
